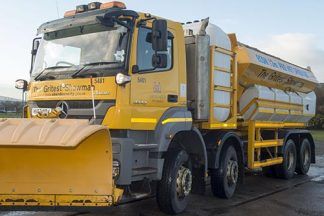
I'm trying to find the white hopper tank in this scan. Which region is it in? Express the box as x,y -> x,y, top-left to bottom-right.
286,92 -> 303,122
271,89 -> 290,122
239,85 -> 275,121
298,92 -> 317,123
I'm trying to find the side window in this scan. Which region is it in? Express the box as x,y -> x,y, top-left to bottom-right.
137,27 -> 173,72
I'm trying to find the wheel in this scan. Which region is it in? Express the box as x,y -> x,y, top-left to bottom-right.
156,150 -> 192,215
296,139 -> 311,175
275,139 -> 297,179
210,145 -> 239,199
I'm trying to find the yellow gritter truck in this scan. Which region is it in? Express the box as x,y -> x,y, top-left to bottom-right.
0,1 -> 318,214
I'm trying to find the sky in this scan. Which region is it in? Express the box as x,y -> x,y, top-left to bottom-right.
0,0 -> 323,98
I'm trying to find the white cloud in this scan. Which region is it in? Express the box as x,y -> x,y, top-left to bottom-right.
254,33 -> 324,83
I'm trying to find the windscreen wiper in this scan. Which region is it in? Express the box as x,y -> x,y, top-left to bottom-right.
34,66 -> 72,81
84,61 -> 120,66
71,62 -> 120,78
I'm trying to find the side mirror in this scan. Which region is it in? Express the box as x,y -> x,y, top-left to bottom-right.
152,19 -> 168,51
30,37 -> 41,75
15,79 -> 28,92
152,54 -> 167,68
32,40 -> 40,55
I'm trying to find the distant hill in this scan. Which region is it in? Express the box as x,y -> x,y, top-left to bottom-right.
0,96 -> 20,102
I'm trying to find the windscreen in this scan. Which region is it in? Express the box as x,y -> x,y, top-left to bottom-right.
32,23 -> 129,77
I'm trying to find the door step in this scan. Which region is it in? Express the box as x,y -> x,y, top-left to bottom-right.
132,167 -> 157,176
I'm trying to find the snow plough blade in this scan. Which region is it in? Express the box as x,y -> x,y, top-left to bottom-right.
0,118 -> 122,207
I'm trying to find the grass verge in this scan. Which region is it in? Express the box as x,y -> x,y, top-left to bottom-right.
311,130 -> 324,142
0,113 -> 21,118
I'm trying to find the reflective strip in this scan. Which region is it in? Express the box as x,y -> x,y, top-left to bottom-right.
284,122 -> 305,127
210,123 -> 237,128
131,118 -> 157,123
254,122 -> 305,128
162,118 -> 192,125
258,108 -> 274,114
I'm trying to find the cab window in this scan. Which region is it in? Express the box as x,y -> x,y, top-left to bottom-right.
137,27 -> 173,72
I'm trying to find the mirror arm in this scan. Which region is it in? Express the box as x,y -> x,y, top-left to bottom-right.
136,17 -> 157,27
97,16 -> 132,30
113,17 -> 132,30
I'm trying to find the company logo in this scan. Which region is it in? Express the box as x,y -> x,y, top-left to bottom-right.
56,101 -> 69,119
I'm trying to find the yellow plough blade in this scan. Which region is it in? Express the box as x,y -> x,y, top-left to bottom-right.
0,118 -> 122,207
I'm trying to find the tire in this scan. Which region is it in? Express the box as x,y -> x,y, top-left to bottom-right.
210,145 -> 239,199
296,139 -> 311,175
156,150 -> 192,215
275,139 -> 297,179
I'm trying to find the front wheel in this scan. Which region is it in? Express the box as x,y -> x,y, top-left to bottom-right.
210,145 -> 239,199
156,150 -> 192,215
296,139 -> 311,175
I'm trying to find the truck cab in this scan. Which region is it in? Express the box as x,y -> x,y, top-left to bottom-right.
16,2 -> 198,213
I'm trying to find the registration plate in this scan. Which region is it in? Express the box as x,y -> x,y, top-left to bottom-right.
31,108 -> 52,116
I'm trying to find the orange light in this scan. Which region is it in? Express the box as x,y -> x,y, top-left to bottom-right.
100,1 -> 126,10
64,10 -> 76,18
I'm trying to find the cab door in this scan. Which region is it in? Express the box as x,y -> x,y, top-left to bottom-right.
130,26 -> 180,129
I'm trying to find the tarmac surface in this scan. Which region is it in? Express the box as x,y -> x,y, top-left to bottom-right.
1,141 -> 324,216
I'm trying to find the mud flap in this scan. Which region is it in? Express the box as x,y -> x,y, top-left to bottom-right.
0,118 -> 123,207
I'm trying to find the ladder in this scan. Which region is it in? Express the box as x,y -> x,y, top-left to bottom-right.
202,45 -> 238,130
247,121 -> 284,169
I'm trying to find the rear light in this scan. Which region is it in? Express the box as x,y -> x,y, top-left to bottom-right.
88,2 -> 102,10
76,4 -> 88,13
64,10 -> 76,18
100,1 -> 126,10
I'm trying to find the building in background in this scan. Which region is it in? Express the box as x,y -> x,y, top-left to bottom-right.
0,96 -> 21,113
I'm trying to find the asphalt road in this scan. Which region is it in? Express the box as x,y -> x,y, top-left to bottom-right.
1,141 -> 324,216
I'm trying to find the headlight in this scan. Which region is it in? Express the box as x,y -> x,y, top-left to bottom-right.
115,73 -> 131,85
113,160 -> 120,179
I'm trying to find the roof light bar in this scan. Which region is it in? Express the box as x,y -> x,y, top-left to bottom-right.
64,10 -> 76,18
64,1 -> 126,18
88,2 -> 102,10
76,5 -> 88,13
100,1 -> 126,10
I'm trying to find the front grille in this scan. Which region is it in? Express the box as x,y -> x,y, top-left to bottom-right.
28,100 -> 115,124
34,100 -> 101,109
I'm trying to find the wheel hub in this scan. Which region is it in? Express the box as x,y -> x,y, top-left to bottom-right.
227,160 -> 238,185
176,166 -> 192,198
